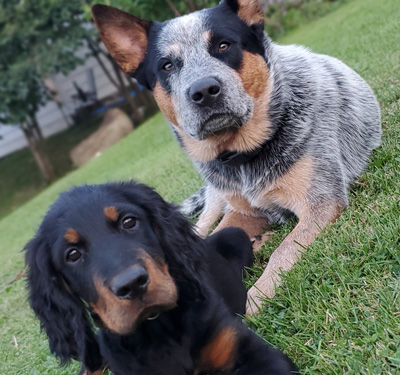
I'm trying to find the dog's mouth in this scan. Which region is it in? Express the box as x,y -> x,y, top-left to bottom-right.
196,113 -> 244,140
136,301 -> 175,323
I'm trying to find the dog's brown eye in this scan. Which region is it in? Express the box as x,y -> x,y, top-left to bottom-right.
219,42 -> 230,52
163,62 -> 174,71
66,249 -> 81,263
122,216 -> 137,229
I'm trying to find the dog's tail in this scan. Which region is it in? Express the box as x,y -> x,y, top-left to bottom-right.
179,186 -> 207,218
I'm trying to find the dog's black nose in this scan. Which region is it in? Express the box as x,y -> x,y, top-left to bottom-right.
189,77 -> 221,107
111,266 -> 149,299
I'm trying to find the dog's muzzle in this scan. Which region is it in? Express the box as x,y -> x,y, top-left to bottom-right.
196,113 -> 244,140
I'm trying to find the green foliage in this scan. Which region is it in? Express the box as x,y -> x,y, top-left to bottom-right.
83,0 -> 218,22
0,0 -> 90,125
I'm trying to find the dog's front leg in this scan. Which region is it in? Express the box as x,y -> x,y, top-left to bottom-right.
195,185 -> 226,237
214,210 -> 269,241
246,201 -> 345,315
212,192 -> 270,241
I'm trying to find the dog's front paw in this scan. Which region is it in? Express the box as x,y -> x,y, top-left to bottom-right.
251,232 -> 272,253
246,273 -> 276,315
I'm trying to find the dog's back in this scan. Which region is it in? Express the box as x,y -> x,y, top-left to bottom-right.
269,42 -> 381,186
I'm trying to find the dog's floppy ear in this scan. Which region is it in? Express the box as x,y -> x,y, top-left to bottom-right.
92,4 -> 151,74
224,0 -> 264,27
25,235 -> 102,372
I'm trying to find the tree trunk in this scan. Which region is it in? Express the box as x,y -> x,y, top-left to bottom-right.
87,40 -> 120,90
22,122 -> 55,183
31,116 -> 44,141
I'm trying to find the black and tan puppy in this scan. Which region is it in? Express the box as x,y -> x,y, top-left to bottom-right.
25,182 -> 298,375
91,0 -> 381,313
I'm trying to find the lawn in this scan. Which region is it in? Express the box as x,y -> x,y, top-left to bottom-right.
1,0 -> 399,373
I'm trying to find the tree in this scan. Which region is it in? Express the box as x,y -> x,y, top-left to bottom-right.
85,0 -> 218,21
0,65 -> 56,181
0,0 -> 93,181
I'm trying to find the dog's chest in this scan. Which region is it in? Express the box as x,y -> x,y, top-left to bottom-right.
207,155 -> 313,218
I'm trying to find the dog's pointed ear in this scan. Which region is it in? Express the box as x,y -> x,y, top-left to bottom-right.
224,0 -> 264,27
92,4 -> 151,74
25,235 -> 102,372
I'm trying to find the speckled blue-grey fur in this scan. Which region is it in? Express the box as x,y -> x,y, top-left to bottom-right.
157,10 -> 253,140
180,30 -> 381,221
93,0 -> 381,224
179,186 -> 207,217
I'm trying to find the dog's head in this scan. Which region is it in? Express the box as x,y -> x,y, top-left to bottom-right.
92,0 -> 270,161
25,182 -> 204,369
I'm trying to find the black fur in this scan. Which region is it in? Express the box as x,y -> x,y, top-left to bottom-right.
207,1 -> 266,60
25,181 -> 297,374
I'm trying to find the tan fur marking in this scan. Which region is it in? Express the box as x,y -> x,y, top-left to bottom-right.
91,251 -> 177,335
82,370 -> 104,375
214,211 -> 268,239
200,327 -> 237,370
239,51 -> 269,99
223,192 -> 254,213
104,206 -> 118,222
237,0 -> 265,26
64,228 -> 79,244
154,83 -> 178,125
177,52 -> 271,162
198,158 -> 314,240
203,30 -> 212,44
253,156 -> 314,217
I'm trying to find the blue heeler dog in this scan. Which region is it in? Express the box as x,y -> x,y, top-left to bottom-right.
92,0 -> 381,314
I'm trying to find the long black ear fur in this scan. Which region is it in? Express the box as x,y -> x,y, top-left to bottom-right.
25,235 -> 102,371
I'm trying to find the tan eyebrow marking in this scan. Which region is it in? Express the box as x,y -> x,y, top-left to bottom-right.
104,206 -> 119,222
64,228 -> 79,244
203,30 -> 212,43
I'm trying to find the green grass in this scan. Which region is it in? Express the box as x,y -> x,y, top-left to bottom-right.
1,0 -> 399,373
264,0 -> 350,40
